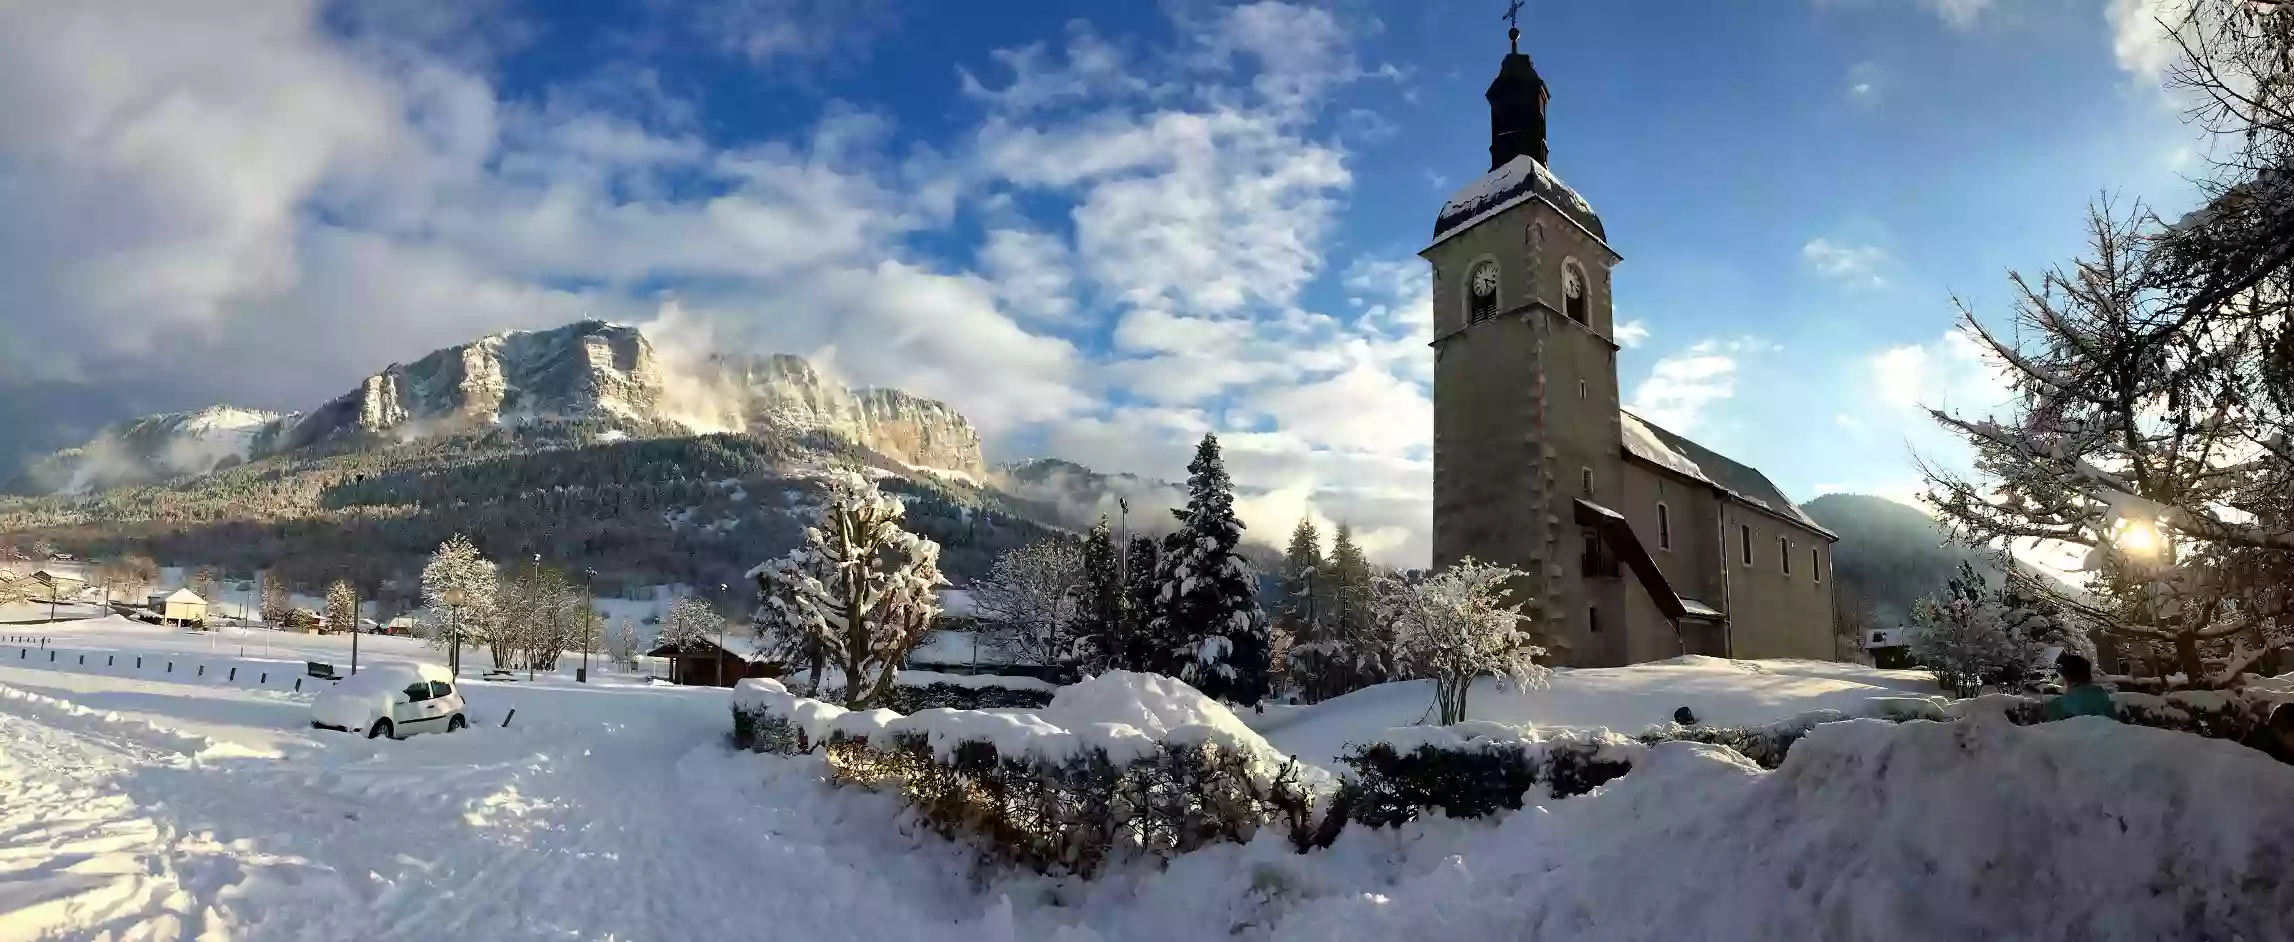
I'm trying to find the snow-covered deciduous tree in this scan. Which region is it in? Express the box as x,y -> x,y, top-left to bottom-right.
0,572 -> 31,607
975,537 -> 1085,674
325,580 -> 358,635
658,595 -> 722,653
1375,558 -> 1548,725
751,470 -> 949,708
1922,201 -> 2294,686
1147,434 -> 1271,704
1906,562 -> 2023,698
611,616 -> 642,671
259,570 -> 293,625
187,567 -> 219,606
421,535 -> 498,674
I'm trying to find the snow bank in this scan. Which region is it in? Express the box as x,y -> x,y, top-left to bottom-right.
1046,670 -> 1253,738
1261,717 -> 2294,942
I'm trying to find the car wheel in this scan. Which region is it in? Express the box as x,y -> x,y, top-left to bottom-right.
367,718 -> 394,740
447,714 -> 467,732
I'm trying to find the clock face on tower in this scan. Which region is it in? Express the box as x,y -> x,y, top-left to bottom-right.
1470,262 -> 1499,298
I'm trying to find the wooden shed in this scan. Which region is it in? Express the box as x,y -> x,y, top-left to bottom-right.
158,588 -> 207,626
644,639 -> 777,687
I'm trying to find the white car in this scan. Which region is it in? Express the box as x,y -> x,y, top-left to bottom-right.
310,662 -> 469,739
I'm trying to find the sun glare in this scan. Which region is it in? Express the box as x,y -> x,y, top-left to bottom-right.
2115,519 -> 2161,556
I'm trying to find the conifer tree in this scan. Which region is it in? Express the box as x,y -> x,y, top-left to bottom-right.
1278,517 -> 1342,701
1119,535 -> 1161,672
325,580 -> 358,635
1327,522 -> 1382,688
1075,515 -> 1123,673
1147,434 -> 1270,704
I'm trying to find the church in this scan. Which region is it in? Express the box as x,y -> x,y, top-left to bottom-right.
1426,28 -> 1839,667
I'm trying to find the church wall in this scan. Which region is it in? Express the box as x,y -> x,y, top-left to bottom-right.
1618,461 -> 1721,663
1718,503 -> 1836,659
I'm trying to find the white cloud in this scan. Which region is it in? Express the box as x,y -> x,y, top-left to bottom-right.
1868,329 -> 2013,417
0,0 -> 1445,566
1627,339 -> 1754,432
1801,237 -> 1889,288
2105,0 -> 2197,80
1846,61 -> 1882,105
1923,0 -> 1993,30
1614,318 -> 1650,348
697,0 -> 896,66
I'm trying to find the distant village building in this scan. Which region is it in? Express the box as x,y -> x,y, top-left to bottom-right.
157,588 -> 207,626
1427,26 -> 1837,667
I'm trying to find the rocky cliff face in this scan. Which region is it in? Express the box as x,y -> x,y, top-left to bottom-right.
26,320 -> 987,493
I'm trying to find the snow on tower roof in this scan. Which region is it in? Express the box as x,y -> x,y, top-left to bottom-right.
1429,154 -> 1609,250
163,588 -> 205,605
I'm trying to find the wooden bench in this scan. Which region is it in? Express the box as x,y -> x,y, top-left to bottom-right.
306,661 -> 342,681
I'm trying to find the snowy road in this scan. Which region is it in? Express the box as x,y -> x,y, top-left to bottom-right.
0,677 -> 997,942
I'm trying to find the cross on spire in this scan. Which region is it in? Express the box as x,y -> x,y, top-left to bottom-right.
1501,0 -> 1524,52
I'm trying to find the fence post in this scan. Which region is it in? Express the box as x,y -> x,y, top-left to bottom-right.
198,665 -> 205,677
502,709 -> 516,728
137,656 -> 142,668
79,654 -> 84,664
49,650 -> 55,662
294,678 -> 301,692
229,667 -> 237,682
166,661 -> 172,673
260,672 -> 268,684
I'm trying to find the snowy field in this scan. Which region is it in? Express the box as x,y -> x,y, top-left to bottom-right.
4,628 -> 2292,941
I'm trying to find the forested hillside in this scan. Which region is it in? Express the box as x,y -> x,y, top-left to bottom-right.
0,426 -> 1058,608
1805,492 -> 2033,628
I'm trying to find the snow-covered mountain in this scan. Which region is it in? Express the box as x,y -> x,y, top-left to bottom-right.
26,406 -> 298,493
22,320 -> 987,493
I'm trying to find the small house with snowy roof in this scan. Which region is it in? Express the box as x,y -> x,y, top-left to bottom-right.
1425,23 -> 1838,667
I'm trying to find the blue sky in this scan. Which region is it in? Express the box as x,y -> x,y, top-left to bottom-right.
0,0 -> 2213,565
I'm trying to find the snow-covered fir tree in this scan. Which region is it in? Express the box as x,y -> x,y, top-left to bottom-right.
750,470 -> 948,708
973,537 -> 1085,674
1073,516 -> 1123,673
420,535 -> 498,675
1374,558 -> 1547,725
324,580 -> 357,635
1278,517 -> 1346,702
1147,434 -> 1270,704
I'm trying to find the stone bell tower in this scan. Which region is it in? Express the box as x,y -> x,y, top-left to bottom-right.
1423,22 -> 1626,662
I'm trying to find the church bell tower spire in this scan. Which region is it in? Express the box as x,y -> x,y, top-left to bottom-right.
1487,3 -> 1550,170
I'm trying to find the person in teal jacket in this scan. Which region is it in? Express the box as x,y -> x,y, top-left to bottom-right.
2043,653 -> 2119,722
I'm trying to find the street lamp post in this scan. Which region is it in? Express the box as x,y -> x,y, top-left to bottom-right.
443,586 -> 466,677
716,583 -> 729,687
580,568 -> 598,683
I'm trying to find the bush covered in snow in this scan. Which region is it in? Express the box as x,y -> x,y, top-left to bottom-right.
879,681 -> 1054,713
1334,723 -> 1642,829
1940,685 -> 2289,744
1635,708 -> 1862,770
729,675 -> 1331,876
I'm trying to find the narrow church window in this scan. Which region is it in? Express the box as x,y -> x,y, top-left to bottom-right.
1588,606 -> 1600,634
1780,537 -> 1792,575
1657,503 -> 1671,550
1580,467 -> 1593,495
1469,261 -> 1500,322
1578,379 -> 1586,400
1740,524 -> 1753,567
1812,547 -> 1822,583
1563,263 -> 1589,325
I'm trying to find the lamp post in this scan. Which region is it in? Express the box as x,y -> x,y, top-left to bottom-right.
528,554 -> 542,681
349,578 -> 361,677
716,583 -> 729,687
443,586 -> 466,677
580,568 -> 598,683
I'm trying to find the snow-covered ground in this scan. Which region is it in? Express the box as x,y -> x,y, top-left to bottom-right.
4,629 -> 2290,941
1249,655 -> 1942,766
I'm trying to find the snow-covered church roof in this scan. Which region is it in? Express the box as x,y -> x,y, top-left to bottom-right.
1620,411 -> 1835,539
1430,154 -> 1608,249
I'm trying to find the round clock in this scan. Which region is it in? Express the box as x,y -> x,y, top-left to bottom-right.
1470,263 -> 1499,298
